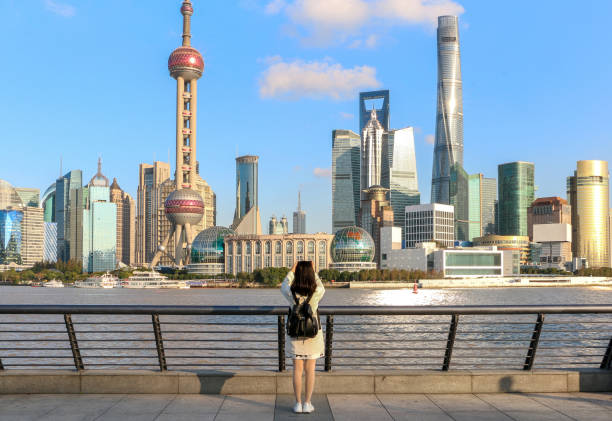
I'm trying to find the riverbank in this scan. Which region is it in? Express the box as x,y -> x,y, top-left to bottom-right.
349,276 -> 612,289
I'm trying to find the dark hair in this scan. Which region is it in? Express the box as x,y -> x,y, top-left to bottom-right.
290,261 -> 316,296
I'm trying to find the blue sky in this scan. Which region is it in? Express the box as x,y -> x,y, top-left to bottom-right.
1,0 -> 611,233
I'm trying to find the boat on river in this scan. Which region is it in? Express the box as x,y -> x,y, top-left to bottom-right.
75,272 -> 118,289
122,271 -> 189,289
43,279 -> 64,288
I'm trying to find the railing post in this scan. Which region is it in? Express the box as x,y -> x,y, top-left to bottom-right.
152,314 -> 167,371
278,315 -> 286,372
0,355 -> 4,370
442,314 -> 459,371
524,313 -> 545,370
64,314 -> 84,371
600,336 -> 612,369
325,315 -> 334,372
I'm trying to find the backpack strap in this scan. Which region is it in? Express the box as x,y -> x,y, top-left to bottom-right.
291,289 -> 300,305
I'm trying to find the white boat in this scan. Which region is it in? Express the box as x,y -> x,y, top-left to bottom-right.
43,279 -> 64,288
75,272 -> 118,289
122,271 -> 189,289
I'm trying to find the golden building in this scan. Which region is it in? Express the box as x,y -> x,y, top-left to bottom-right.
567,160 -> 610,268
473,234 -> 530,266
110,178 -> 135,266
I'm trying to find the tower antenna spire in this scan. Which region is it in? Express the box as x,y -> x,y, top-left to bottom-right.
181,0 -> 193,47
298,190 -> 301,211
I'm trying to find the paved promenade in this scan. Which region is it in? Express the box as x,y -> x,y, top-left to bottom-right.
0,393 -> 611,421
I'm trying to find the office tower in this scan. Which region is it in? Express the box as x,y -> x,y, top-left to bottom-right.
361,108 -> 385,199
43,222 -> 57,262
42,183 -> 56,222
110,178 -> 135,266
467,174 -> 496,240
359,186 -> 394,266
450,163 -> 469,241
136,161 -> 171,264
359,90 -> 389,133
15,188 -> 39,207
21,206 -> 44,267
293,191 -> 306,234
381,127 -> 420,240
431,16 -> 464,204
151,0 -> 207,267
498,162 -> 535,236
332,129 -> 360,232
55,169 -> 82,262
527,197 -> 572,268
405,203 -> 454,248
231,155 -> 261,235
269,216 -> 288,235
567,160 -> 610,268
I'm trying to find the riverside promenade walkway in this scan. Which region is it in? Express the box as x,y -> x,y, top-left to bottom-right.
1,392 -> 611,421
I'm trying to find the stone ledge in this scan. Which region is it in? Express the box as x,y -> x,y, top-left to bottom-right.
0,369 -> 610,394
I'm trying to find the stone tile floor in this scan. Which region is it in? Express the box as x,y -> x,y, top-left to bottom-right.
0,393 -> 610,421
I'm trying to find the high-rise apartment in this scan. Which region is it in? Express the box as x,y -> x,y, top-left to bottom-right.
468,174 -> 496,240
381,127 -> 420,240
431,16 -> 464,204
55,170 -> 82,262
405,203 -> 455,248
293,192 -> 306,234
232,155 -> 261,235
359,90 -> 389,134
567,160 -> 610,268
110,178 -> 135,266
332,130 -> 360,232
497,162 -> 535,236
361,108 -> 385,200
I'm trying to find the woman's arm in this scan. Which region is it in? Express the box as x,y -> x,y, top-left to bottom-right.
280,262 -> 298,304
308,263 -> 325,306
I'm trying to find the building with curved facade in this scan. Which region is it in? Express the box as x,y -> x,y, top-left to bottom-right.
473,234 -> 529,269
329,226 -> 377,272
187,226 -> 235,274
567,160 -> 610,268
224,233 -> 333,275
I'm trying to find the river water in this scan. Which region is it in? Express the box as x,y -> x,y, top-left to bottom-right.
0,286 -> 611,371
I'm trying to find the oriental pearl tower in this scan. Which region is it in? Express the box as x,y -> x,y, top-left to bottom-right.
150,0 -> 205,268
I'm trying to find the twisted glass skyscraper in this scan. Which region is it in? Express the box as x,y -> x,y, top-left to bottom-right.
431,16 -> 463,204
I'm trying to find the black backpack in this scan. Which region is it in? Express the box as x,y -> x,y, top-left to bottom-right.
287,290 -> 320,339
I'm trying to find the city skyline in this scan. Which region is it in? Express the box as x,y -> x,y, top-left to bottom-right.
2,1 -> 612,234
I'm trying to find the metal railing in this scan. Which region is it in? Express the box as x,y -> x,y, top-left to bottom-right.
0,305 -> 611,372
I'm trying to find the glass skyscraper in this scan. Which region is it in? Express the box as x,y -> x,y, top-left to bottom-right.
381,127 -> 420,240
450,163 -> 469,241
431,16 -> 464,205
233,155 -> 258,223
42,183 -> 56,223
468,174 -> 497,240
361,108 -> 385,200
497,162 -> 535,237
0,210 -> 23,265
332,129 -> 361,233
359,90 -> 389,134
55,170 -> 82,262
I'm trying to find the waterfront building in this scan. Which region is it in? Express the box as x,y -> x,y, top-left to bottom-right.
269,216 -> 288,235
450,163 -> 469,241
361,108 -> 385,200
405,203 -> 454,248
431,16 -> 464,205
473,234 -> 529,267
110,178 -> 135,266
468,174 -> 496,240
527,197 -> 572,269
150,0 -> 216,268
187,226 -> 235,275
381,127 -> 420,240
231,155 -> 261,235
329,226 -> 377,272
293,192 -> 306,234
225,232 -> 333,275
43,222 -> 57,262
359,90 -> 389,134
380,227 -> 432,271
55,169 -> 82,262
359,186 -> 394,266
433,248 -> 504,277
42,183 -> 56,223
497,162 -> 535,237
567,160 -> 610,268
332,129 -> 361,232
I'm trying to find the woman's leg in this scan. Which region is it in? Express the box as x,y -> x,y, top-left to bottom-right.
304,359 -> 317,403
293,359 -> 303,403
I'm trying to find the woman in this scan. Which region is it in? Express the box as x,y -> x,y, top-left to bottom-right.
280,260 -> 325,414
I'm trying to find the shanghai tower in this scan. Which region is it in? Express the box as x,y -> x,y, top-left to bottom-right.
431,16 -> 463,204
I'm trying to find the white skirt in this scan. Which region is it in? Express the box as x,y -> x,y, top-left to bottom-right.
287,329 -> 324,360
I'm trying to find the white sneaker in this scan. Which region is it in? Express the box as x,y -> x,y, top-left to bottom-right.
293,402 -> 303,413
302,402 -> 315,413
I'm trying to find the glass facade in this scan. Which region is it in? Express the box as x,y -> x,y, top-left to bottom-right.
382,127 -> 420,240
191,226 -> 235,264
332,130 -> 361,232
234,156 -> 258,222
330,226 -> 375,263
361,108 -> 385,200
498,162 -> 535,236
42,183 -> 56,223
446,268 -> 501,276
43,222 -> 57,262
82,186 -> 117,272
432,16 -> 464,204
467,174 -> 497,240
450,163 -> 469,241
0,210 -> 23,265
445,252 -> 501,267
55,170 -> 82,262
359,90 -> 389,134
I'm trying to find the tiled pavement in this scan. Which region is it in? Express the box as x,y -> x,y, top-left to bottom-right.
0,393 -> 610,420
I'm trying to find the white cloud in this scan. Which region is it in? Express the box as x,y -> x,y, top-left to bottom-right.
313,167 -> 332,178
272,0 -> 464,46
425,134 -> 435,145
259,58 -> 381,100
44,0 -> 75,17
339,112 -> 354,119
